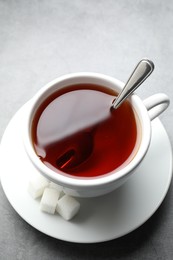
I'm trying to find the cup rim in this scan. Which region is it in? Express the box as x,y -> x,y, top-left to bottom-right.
23,72 -> 151,190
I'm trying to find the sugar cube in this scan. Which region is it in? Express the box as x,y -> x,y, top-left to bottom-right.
49,182 -> 63,193
40,188 -> 60,214
28,174 -> 49,199
56,195 -> 80,220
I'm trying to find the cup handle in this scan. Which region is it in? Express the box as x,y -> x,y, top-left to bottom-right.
143,93 -> 170,121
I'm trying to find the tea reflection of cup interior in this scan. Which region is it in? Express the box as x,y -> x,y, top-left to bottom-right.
32,83 -> 139,178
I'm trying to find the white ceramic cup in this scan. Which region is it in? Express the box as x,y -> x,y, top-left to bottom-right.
23,73 -> 170,197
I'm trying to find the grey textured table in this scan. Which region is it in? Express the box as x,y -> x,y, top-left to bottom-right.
0,1 -> 173,259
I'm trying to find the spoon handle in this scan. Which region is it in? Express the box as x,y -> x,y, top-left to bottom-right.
112,59 -> 154,109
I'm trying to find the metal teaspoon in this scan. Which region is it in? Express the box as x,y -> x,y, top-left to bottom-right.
112,58 -> 154,109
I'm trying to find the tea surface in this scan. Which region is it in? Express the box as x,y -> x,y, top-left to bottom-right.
32,84 -> 138,178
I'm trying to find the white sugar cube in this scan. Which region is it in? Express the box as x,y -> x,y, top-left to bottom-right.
28,174 -> 49,199
40,188 -> 60,214
56,195 -> 80,220
49,182 -> 63,193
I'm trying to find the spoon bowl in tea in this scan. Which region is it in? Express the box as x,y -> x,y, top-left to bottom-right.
56,131 -> 94,170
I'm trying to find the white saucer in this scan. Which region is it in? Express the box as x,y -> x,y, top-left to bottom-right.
0,102 -> 172,243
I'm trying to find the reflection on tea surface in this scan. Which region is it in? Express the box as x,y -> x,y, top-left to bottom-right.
32,84 -> 137,177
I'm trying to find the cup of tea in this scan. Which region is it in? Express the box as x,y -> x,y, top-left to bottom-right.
23,72 -> 169,197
